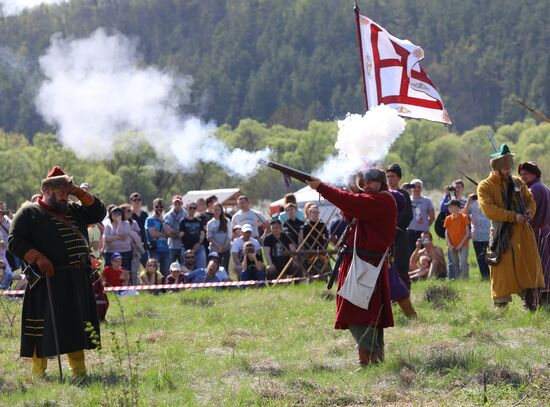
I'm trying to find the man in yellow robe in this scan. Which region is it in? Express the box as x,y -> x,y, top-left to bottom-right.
477,145 -> 544,310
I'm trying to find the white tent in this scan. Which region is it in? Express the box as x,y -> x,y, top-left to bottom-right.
269,186 -> 338,223
182,188 -> 242,206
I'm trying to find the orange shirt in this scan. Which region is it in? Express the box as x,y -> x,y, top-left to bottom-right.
444,213 -> 469,247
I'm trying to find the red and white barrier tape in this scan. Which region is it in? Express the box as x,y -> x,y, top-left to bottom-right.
0,275 -> 320,296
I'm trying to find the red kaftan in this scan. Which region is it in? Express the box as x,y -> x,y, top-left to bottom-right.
317,183 -> 397,329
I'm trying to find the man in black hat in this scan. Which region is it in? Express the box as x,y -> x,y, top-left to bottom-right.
8,166 -> 106,378
386,163 -> 413,290
518,161 -> 550,302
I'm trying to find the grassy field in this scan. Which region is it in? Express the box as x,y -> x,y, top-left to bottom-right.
0,275 -> 549,406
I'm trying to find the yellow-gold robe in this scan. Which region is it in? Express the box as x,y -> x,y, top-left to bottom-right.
477,172 -> 545,299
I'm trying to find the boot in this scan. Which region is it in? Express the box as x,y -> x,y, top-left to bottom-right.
523,289 -> 539,312
358,348 -> 383,366
32,350 -> 47,378
397,297 -> 417,319
358,348 -> 373,366
67,350 -> 87,378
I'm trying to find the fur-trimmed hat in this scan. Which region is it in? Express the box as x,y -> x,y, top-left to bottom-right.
518,161 -> 541,178
41,166 -> 73,191
490,144 -> 515,170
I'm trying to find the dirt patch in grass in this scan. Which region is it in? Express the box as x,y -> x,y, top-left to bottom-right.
395,343 -> 481,375
133,306 -> 160,318
424,285 -> 459,309
0,376 -> 23,394
320,290 -> 335,301
311,359 -> 348,372
179,296 -> 216,307
476,366 -> 524,387
144,329 -> 165,344
254,379 -> 290,401
290,378 -> 320,391
244,358 -> 284,376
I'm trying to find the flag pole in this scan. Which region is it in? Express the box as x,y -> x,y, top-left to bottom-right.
354,1 -> 369,111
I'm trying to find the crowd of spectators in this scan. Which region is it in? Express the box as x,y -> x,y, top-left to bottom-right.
0,175 -> 490,293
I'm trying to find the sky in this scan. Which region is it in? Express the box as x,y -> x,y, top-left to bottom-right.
1,0 -> 66,15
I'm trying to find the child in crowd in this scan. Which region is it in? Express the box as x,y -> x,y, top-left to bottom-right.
139,258 -> 164,285
444,199 -> 471,279
166,262 -> 185,285
103,252 -> 130,287
409,255 -> 432,281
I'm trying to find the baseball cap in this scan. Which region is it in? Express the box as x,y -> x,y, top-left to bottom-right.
172,195 -> 183,203
111,252 -> 122,260
242,224 -> 253,233
208,251 -> 219,260
170,262 -> 181,271
232,224 -> 242,231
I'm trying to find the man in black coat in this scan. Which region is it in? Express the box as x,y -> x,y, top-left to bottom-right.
386,163 -> 413,290
8,166 -> 106,378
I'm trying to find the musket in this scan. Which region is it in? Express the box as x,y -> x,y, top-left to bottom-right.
456,170 -> 478,186
259,159 -> 314,184
327,218 -> 357,290
516,99 -> 550,124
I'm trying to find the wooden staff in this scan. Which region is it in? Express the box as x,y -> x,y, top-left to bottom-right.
275,205 -> 337,283
516,99 -> 550,124
298,218 -> 332,278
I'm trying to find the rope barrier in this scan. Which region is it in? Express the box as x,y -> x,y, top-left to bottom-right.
0,275 -> 324,296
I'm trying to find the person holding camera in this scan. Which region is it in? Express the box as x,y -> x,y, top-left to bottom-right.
409,232 -> 447,279
462,191 -> 490,280
240,241 -> 266,282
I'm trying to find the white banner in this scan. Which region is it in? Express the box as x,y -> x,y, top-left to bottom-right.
357,13 -> 452,125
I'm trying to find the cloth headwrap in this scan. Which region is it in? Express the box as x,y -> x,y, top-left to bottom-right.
490,144 -> 515,170
41,165 -> 73,191
517,161 -> 541,178
386,163 -> 402,179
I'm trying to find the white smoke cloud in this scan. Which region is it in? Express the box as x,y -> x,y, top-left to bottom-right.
0,0 -> 65,15
35,28 -> 269,177
314,105 -> 406,184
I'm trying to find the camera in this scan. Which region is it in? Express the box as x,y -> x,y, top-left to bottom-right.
0,210 -> 9,216
472,194 -> 478,201
447,185 -> 456,193
245,247 -> 255,254
403,183 -> 415,189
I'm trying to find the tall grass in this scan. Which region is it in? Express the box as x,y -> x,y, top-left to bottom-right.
0,278 -> 548,406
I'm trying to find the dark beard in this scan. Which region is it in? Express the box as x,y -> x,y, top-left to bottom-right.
46,195 -> 68,213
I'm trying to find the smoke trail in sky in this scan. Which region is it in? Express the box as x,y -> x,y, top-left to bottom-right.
314,105 -> 406,184
35,29 -> 269,177
0,0 -> 65,16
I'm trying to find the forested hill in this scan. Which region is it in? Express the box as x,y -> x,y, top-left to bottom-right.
0,0 -> 549,138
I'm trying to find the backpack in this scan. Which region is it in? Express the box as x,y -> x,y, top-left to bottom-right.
434,210 -> 448,239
